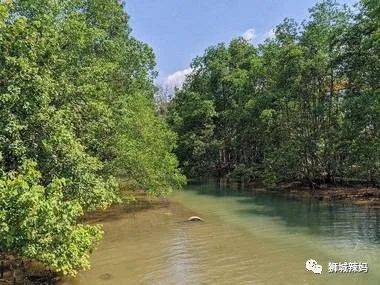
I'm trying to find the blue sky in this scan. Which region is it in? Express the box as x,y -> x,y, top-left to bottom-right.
125,0 -> 356,89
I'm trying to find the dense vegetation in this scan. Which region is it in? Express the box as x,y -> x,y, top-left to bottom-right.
0,0 -> 184,276
168,0 -> 379,187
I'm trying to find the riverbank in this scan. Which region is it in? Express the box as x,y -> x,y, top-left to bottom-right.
0,192 -> 170,285
258,185 -> 380,208
277,184 -> 380,208
200,179 -> 380,208
0,255 -> 58,285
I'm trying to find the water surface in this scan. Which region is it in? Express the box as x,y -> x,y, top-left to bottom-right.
65,182 -> 380,285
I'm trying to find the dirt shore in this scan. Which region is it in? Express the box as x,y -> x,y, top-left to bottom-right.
210,178 -> 380,208
269,183 -> 380,208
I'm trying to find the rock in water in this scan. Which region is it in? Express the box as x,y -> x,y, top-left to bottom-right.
187,216 -> 204,222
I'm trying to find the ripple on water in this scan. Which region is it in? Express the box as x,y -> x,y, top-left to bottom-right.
64,184 -> 380,285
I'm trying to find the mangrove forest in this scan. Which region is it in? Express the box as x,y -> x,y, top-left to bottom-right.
0,0 -> 379,284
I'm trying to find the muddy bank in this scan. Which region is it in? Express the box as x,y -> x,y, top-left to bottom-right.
260,184 -> 380,208
0,255 -> 58,285
206,179 -> 380,208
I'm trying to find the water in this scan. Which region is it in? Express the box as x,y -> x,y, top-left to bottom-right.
64,182 -> 380,285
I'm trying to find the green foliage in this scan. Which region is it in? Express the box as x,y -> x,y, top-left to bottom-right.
168,90 -> 217,177
0,0 -> 184,276
114,92 -> 185,195
168,0 -> 379,186
0,160 -> 102,276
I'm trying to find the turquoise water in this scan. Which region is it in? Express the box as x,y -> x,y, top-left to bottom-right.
170,182 -> 380,284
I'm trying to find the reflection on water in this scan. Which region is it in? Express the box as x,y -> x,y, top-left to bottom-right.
64,182 -> 380,285
196,181 -> 380,246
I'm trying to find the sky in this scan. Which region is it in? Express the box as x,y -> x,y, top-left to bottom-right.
124,0 -> 356,90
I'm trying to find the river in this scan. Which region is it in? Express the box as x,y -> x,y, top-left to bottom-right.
64,181 -> 380,285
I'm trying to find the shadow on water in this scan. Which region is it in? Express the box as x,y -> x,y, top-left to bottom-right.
186,180 -> 380,245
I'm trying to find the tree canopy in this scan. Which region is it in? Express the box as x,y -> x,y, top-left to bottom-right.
168,0 -> 379,187
0,0 -> 184,276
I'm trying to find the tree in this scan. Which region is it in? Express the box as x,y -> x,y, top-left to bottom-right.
168,0 -> 379,187
0,0 -> 184,276
339,0 -> 380,183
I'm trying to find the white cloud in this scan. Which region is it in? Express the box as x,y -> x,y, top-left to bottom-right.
264,28 -> 275,40
242,28 -> 256,42
163,67 -> 193,91
247,28 -> 276,45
